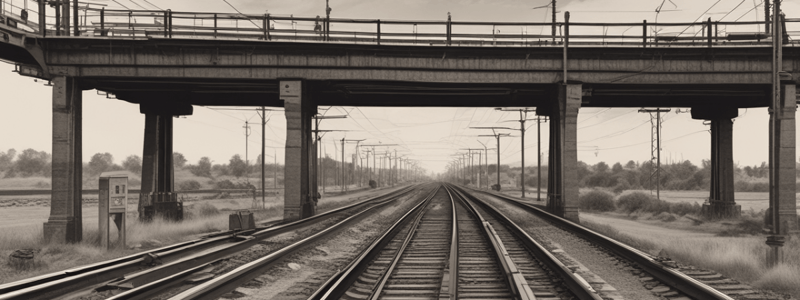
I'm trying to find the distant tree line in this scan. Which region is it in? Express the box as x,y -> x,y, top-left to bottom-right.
0,148 -> 284,181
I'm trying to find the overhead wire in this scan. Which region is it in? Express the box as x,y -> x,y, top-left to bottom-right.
578,129 -> 707,151
674,0 -> 723,39
141,0 -> 163,10
220,0 -> 262,29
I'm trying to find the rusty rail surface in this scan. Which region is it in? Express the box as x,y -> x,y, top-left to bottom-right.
1,1 -> 798,48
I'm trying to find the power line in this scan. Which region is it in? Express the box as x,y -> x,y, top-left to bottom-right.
579,129 -> 706,151
220,0 -> 262,29
734,0 -> 764,21
127,0 -> 149,10
141,0 -> 162,10
673,0 -> 723,39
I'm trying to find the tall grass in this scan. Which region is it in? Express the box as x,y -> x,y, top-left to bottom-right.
0,200 -> 266,284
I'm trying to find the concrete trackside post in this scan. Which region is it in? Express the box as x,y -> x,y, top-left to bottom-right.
545,83 -> 581,222
281,80 -> 317,221
44,76 -> 83,243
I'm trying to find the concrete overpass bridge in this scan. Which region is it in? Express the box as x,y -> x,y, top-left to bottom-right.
0,3 -> 798,247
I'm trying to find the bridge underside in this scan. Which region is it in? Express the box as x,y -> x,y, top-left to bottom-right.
1,35 -> 795,242
80,77 -> 772,108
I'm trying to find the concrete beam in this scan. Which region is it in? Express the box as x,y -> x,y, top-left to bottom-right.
281,80 -> 317,221
44,76 -> 82,243
37,40 -> 799,85
547,83 -> 581,222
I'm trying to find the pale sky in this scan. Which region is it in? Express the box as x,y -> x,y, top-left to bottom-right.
1,0 -> 799,174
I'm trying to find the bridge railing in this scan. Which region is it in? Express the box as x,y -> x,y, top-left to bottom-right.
1,2 -> 798,48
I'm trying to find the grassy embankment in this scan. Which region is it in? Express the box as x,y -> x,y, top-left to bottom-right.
575,189 -> 800,298
0,187 -> 381,285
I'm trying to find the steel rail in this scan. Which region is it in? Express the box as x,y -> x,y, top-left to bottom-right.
481,190 -> 735,300
101,185 -> 417,299
443,185 -> 459,299
447,184 -> 534,300
307,185 -> 440,300
366,191 -> 431,299
453,185 -> 603,300
166,185 -> 426,300
0,185 -> 415,300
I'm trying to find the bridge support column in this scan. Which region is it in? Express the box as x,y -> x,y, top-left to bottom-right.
44,76 -> 83,243
545,83 -> 581,222
767,84 -> 798,235
139,114 -> 179,221
692,107 -> 740,219
138,102 -> 191,221
281,80 -> 317,221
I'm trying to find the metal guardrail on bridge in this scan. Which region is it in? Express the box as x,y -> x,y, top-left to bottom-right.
0,0 -> 798,48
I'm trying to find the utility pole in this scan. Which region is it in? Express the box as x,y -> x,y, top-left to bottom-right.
312,114 -> 347,198
243,121 -> 251,179
536,116 -> 548,202
478,140 -> 495,190
361,143 -> 398,187
552,0 -> 557,42
255,107 -> 278,209
340,138 -> 365,192
765,0 -> 771,34
460,148 -> 483,186
638,108 -> 671,200
472,126 -> 513,190
767,0 -> 786,268
325,0 -> 332,41
497,108 -> 536,198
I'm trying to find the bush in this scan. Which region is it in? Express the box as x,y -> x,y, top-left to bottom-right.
611,179 -> 631,194
578,190 -> 616,212
616,192 -> 653,214
368,180 -> 377,188
178,180 -> 202,191
215,180 -> 254,190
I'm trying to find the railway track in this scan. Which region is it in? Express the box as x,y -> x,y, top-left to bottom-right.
0,185 -> 419,300
310,183 -> 601,300
474,188 -> 739,300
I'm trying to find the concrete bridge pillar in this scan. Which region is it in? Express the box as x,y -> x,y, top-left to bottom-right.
281,80 -> 317,221
44,76 -> 83,243
138,102 -> 191,221
692,107 -> 740,219
767,84 -> 798,235
544,83 -> 581,222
